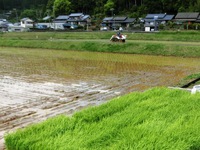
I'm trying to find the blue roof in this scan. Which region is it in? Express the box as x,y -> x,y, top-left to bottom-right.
163,15 -> 174,20
145,14 -> 166,19
145,14 -> 174,21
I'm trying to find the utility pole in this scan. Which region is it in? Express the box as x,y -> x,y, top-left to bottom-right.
13,8 -> 18,22
110,8 -> 114,30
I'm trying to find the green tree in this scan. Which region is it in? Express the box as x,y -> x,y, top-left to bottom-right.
53,0 -> 71,17
20,9 -> 36,20
104,0 -> 115,15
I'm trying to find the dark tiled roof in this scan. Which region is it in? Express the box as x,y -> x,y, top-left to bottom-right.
81,15 -> 90,21
69,13 -> 83,17
145,14 -> 174,22
145,14 -> 166,19
55,15 -> 69,20
66,18 -> 77,22
124,18 -> 136,23
163,15 -> 174,20
175,12 -> 199,19
113,17 -> 127,21
102,16 -> 134,23
103,17 -> 113,21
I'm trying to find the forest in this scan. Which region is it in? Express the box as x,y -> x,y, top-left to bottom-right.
0,0 -> 200,21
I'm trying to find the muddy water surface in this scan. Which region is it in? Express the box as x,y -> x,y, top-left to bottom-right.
1,47 -> 200,148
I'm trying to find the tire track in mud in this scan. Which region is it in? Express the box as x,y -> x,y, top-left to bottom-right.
0,71 -> 159,149
0,75 -> 126,149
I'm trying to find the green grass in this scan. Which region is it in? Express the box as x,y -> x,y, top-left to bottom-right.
0,39 -> 200,57
177,72 -> 200,88
5,87 -> 200,150
1,30 -> 200,41
1,31 -> 200,57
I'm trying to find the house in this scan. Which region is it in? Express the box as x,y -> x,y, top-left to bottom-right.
144,13 -> 174,31
53,13 -> 91,30
0,19 -> 14,32
0,23 -> 8,32
66,13 -> 91,27
174,12 -> 200,24
8,25 -> 29,32
101,16 -> 136,30
21,18 -> 34,28
52,15 -> 70,30
53,15 -> 69,23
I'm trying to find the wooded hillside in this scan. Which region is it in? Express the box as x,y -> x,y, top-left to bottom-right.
1,0 -> 200,21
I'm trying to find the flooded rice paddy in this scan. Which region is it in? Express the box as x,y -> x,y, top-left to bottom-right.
1,47 -> 200,148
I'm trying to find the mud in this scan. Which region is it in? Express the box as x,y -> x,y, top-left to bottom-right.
1,48 -> 200,149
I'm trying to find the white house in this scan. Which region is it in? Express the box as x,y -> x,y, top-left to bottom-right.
8,26 -> 29,32
20,18 -> 34,28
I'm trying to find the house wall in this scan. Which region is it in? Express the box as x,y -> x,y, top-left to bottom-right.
8,26 -> 28,32
21,20 -> 33,28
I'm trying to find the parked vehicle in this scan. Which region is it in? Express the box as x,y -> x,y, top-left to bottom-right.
70,25 -> 78,29
119,27 -> 123,31
100,27 -> 108,31
35,24 -> 48,29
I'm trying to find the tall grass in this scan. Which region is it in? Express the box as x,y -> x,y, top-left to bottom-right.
0,39 -> 200,57
2,31 -> 200,41
5,88 -> 200,150
1,31 -> 200,57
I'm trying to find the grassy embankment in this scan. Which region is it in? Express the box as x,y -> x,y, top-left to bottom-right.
5,87 -> 200,150
1,31 -> 200,57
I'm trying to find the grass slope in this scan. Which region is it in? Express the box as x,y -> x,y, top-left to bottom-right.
1,31 -> 200,57
5,88 -> 200,150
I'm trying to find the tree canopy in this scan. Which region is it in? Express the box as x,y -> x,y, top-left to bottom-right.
0,0 -> 200,21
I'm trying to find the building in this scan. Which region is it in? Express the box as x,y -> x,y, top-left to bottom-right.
54,15 -> 69,23
20,18 -> 34,28
53,13 -> 91,30
101,16 -> 136,30
8,25 -> 29,32
144,13 -> 174,31
174,12 -> 200,24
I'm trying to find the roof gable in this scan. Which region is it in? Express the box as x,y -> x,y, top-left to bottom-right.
163,15 -> 174,20
81,15 -> 90,21
21,18 -> 33,22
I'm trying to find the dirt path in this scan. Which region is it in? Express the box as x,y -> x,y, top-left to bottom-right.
1,48 -> 200,149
